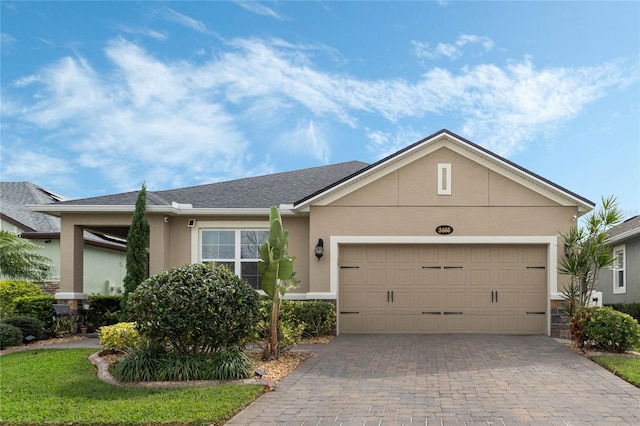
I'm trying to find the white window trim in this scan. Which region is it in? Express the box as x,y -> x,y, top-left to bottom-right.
437,163 -> 452,195
612,244 -> 626,294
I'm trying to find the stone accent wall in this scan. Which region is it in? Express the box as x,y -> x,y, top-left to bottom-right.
550,299 -> 572,339
41,280 -> 60,296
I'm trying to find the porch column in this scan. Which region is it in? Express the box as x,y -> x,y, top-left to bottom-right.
58,222 -> 85,307
148,215 -> 169,276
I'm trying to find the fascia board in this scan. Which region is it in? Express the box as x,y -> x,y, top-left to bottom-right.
296,132 -> 593,213
607,228 -> 640,245
29,204 -> 289,217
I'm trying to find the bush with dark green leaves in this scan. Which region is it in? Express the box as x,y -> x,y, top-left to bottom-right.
0,323 -> 23,349
0,280 -> 42,319
86,295 -> 122,327
607,303 -> 640,322
128,263 -> 260,355
571,306 -> 640,353
12,296 -> 55,333
281,300 -> 336,337
1,316 -> 44,340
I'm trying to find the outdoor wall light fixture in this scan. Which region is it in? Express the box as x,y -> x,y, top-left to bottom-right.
187,219 -> 197,228
314,238 -> 324,261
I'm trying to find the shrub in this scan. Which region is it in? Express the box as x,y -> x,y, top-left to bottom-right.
607,303 -> 640,322
280,300 -> 336,337
86,295 -> 122,327
113,345 -> 254,382
112,343 -> 167,382
0,280 -> 42,319
12,296 -> 55,333
54,316 -> 76,337
128,263 -> 260,355
209,348 -> 254,380
256,299 -> 304,353
98,322 -> 145,351
571,306 -> 640,353
0,323 -> 23,349
2,316 -> 44,340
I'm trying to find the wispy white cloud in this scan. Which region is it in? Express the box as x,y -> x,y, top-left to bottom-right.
2,37 -> 634,193
233,1 -> 285,20
163,7 -> 210,34
412,34 -> 495,61
115,25 -> 168,41
1,32 -> 16,50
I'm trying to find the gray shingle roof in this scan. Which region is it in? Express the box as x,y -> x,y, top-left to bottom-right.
56,161 -> 369,208
608,215 -> 640,240
1,182 -> 65,232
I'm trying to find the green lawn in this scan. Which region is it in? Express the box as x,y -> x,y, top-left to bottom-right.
0,348 -> 263,425
591,355 -> 640,388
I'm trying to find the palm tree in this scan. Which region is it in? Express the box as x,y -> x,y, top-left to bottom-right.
0,230 -> 52,281
559,195 -> 623,310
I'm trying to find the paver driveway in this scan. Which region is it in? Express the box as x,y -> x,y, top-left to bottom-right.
227,334 -> 640,425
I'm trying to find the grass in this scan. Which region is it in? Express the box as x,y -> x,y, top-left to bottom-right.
0,348 -> 264,425
591,355 -> 640,388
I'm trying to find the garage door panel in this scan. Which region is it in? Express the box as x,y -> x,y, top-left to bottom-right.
418,314 -> 442,331
366,269 -> 388,286
393,268 -> 416,286
470,291 -> 492,308
469,313 -> 493,332
366,291 -> 389,308
443,314 -> 466,332
523,313 -> 546,332
393,291 -> 417,308
445,291 -> 467,309
496,291 -> 519,308
341,291 -> 364,310
390,314 -> 417,332
418,292 -> 440,308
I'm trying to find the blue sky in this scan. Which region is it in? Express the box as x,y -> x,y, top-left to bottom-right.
1,1 -> 639,217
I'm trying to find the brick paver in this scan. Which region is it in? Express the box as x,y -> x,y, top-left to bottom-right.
226,335 -> 640,425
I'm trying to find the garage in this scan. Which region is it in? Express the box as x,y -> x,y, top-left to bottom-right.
338,244 -> 547,334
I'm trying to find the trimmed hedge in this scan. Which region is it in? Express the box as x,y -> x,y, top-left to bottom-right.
2,316 -> 44,340
0,280 -> 42,319
280,300 -> 336,337
12,296 -> 56,333
87,295 -> 122,327
0,323 -> 23,349
98,322 -> 145,351
606,303 -> 640,323
571,306 -> 640,353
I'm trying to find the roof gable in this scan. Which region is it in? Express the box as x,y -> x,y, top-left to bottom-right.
293,129 -> 594,213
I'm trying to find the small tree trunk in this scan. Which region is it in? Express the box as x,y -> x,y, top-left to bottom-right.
265,290 -> 280,360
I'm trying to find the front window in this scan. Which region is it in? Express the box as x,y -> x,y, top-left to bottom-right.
612,245 -> 626,294
201,229 -> 268,289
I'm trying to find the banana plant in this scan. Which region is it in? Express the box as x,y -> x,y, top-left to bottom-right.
259,206 -> 298,359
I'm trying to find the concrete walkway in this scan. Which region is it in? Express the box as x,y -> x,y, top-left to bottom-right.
227,334 -> 640,425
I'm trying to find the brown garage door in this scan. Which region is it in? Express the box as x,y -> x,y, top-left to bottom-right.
339,244 -> 547,334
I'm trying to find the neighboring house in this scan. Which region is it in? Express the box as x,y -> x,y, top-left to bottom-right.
1,182 -> 127,295
594,215 -> 640,304
32,130 -> 594,337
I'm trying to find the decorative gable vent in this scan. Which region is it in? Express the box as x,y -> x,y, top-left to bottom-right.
437,163 -> 451,195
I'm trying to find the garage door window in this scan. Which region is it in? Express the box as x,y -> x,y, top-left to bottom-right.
201,230 -> 268,289
612,245 -> 626,294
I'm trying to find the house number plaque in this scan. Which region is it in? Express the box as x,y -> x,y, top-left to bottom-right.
435,225 -> 453,235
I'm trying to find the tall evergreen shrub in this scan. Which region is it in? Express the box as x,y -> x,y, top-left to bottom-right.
121,183 -> 150,317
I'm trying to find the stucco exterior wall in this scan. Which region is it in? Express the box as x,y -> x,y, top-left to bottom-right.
596,236 -> 640,304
